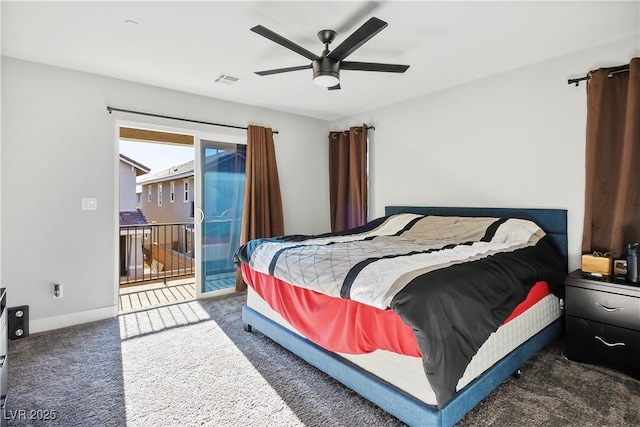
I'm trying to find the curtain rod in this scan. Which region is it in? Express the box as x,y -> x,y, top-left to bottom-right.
568,67 -> 629,87
107,106 -> 279,134
332,125 -> 376,136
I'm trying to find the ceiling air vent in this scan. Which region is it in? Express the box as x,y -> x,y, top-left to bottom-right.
214,74 -> 240,85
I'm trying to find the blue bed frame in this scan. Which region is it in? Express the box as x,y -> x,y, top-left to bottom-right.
242,206 -> 568,427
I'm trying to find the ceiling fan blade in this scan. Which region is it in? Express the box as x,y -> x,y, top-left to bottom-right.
251,25 -> 318,61
255,64 -> 312,76
328,83 -> 341,91
327,17 -> 387,62
334,1 -> 382,34
341,61 -> 409,73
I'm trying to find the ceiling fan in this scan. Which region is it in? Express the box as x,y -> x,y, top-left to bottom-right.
250,17 -> 410,90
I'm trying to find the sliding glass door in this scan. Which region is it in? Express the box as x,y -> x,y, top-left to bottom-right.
199,140 -> 246,294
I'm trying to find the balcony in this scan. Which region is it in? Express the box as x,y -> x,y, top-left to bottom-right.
119,222 -> 195,286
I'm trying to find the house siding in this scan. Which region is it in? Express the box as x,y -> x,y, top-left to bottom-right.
119,161 -> 140,211
140,177 -> 195,224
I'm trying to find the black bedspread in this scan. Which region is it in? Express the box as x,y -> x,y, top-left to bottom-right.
390,235 -> 566,407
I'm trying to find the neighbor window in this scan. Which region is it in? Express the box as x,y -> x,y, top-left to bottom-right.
158,184 -> 163,206
148,187 -> 152,203
183,181 -> 190,202
170,182 -> 175,203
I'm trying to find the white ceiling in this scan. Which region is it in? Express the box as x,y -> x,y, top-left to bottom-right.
2,1 -> 639,121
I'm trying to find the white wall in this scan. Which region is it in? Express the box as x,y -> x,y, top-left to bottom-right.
330,36 -> 639,273
1,57 -> 330,332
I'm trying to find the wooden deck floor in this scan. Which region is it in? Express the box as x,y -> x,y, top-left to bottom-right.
119,272 -> 237,313
119,279 -> 196,312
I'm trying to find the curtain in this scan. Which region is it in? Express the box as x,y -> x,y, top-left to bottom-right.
582,58 -> 640,258
236,125 -> 284,291
329,124 -> 368,232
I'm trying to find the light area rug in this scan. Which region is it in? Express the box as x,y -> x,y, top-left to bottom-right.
7,293 -> 640,426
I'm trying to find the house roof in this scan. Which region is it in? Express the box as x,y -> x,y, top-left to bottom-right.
137,160 -> 194,186
119,209 -> 149,226
138,151 -> 246,186
120,154 -> 151,176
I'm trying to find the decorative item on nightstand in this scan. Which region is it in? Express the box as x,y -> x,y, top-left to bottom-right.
613,259 -> 628,276
581,252 -> 613,276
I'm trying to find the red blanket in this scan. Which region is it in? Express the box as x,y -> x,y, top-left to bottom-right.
242,263 -> 550,357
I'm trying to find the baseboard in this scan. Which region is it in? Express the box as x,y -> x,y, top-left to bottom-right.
30,305 -> 117,334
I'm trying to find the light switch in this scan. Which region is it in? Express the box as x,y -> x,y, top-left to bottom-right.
82,197 -> 98,211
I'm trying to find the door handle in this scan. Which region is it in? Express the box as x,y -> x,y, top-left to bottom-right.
196,208 -> 205,224
594,302 -> 624,312
594,335 -> 626,347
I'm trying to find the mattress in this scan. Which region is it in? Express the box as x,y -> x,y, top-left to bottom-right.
246,286 -> 561,406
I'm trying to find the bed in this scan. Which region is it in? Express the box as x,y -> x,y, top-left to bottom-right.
238,206 -> 568,426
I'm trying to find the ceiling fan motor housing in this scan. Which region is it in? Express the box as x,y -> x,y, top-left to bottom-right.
313,57 -> 340,80
317,29 -> 337,44
252,17 -> 408,89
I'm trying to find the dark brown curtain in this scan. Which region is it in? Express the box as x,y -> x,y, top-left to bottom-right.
582,58 -> 640,258
236,125 -> 284,291
329,124 -> 368,232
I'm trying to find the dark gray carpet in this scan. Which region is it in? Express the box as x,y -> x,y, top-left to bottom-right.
7,293 -> 640,426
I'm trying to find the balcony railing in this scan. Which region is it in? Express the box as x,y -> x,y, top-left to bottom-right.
119,222 -> 195,286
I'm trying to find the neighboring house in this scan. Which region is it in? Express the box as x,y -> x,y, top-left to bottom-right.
119,154 -> 151,279
120,154 -> 151,212
138,160 -> 195,224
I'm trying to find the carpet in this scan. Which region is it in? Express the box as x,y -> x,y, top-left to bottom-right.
7,293 -> 640,426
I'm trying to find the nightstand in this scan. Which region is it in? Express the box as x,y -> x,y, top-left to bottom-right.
564,270 -> 640,379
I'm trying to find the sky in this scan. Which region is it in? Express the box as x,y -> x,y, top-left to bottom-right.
119,140 -> 194,176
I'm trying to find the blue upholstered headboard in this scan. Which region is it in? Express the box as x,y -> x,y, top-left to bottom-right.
384,206 -> 568,260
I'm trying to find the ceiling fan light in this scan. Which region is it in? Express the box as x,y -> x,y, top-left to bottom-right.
312,57 -> 340,88
313,74 -> 340,87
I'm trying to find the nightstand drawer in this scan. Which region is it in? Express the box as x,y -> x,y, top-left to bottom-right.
566,316 -> 640,380
566,285 -> 640,331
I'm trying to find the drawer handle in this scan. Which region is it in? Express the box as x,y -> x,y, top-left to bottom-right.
594,303 -> 624,313
594,335 -> 626,348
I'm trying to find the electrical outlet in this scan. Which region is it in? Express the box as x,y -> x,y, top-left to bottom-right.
53,283 -> 63,299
